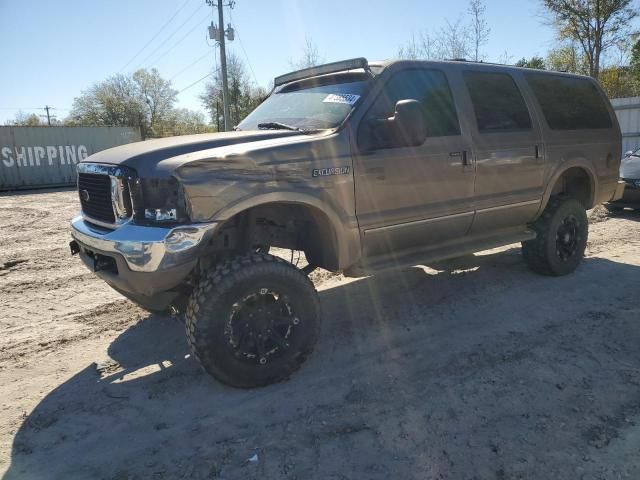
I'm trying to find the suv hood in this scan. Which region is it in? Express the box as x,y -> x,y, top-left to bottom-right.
621,154 -> 640,179
83,130 -> 306,178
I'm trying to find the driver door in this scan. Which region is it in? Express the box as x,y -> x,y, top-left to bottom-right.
354,67 -> 476,258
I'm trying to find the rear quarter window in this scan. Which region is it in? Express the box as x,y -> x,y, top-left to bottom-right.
525,73 -> 612,130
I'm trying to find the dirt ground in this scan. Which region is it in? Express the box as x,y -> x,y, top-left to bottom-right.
1,189 -> 639,480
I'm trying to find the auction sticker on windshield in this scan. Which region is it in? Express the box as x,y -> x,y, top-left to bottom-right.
323,93 -> 360,105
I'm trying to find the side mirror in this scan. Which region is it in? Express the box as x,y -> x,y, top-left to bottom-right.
366,99 -> 427,150
624,150 -> 634,157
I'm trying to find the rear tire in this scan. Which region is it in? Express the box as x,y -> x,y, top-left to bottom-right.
522,196 -> 588,276
185,253 -> 321,388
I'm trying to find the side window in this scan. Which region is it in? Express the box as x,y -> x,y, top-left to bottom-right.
463,71 -> 532,132
368,69 -> 461,137
525,74 -> 612,130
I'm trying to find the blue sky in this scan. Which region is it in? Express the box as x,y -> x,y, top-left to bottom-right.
0,0 -> 557,124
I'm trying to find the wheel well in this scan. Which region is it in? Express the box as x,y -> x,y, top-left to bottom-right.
549,167 -> 593,208
213,203 -> 340,271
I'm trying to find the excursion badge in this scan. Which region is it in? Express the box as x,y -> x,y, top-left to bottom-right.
312,167 -> 351,177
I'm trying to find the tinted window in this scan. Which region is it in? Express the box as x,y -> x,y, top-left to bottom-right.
525,74 -> 612,130
464,71 -> 532,132
369,69 -> 460,137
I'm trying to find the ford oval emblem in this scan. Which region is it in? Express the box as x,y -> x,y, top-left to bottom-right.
80,189 -> 90,202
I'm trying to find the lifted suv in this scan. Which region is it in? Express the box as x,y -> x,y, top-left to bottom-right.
71,58 -> 624,388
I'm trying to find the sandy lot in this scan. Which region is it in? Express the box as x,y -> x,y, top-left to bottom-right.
1,189 -> 640,479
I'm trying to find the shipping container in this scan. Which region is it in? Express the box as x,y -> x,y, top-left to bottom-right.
0,126 -> 141,190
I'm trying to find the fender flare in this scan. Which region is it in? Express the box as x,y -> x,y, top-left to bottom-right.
212,191 -> 361,270
536,160 -> 598,217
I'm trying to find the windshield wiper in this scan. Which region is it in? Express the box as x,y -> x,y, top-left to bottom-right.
257,122 -> 307,132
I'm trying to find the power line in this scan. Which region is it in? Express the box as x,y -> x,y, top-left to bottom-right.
119,0 -> 192,72
228,9 -> 258,86
169,50 -> 211,81
145,13 -> 211,68
135,2 -> 205,70
40,105 -> 56,126
177,69 -> 218,94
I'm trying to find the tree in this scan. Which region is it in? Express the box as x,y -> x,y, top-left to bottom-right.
437,18 -> 472,59
398,17 -> 471,60
68,73 -> 147,130
200,52 -> 267,129
630,38 -> 640,74
541,0 -> 638,78
157,108 -> 213,136
7,111 -> 43,126
398,2 -> 490,61
598,65 -> 639,97
290,37 -> 323,70
515,56 -> 547,69
67,69 -> 180,136
468,0 -> 491,61
132,68 -> 177,133
398,32 -> 437,59
546,42 -> 590,73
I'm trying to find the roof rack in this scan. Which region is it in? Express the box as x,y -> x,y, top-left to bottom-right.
274,57 -> 369,87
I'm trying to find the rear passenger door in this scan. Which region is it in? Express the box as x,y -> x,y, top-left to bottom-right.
461,69 -> 545,234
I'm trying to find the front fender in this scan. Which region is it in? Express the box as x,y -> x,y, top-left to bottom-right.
210,191 -> 362,270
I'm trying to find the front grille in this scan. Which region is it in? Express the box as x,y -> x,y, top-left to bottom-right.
78,173 -> 115,224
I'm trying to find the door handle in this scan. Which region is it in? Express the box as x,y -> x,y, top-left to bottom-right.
534,145 -> 544,163
450,151 -> 472,166
462,150 -> 472,166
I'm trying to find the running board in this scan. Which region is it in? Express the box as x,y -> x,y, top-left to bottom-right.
345,227 -> 536,277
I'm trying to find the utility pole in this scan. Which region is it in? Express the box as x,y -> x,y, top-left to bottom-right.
40,105 -> 56,126
207,1 -> 235,131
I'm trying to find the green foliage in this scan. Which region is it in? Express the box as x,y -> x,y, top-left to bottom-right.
546,44 -> 590,75
541,0 -> 637,78
200,52 -> 267,129
599,66 -> 640,98
630,39 -> 640,75
515,56 -> 547,69
67,68 -> 207,137
7,111 -> 43,126
152,108 -> 214,137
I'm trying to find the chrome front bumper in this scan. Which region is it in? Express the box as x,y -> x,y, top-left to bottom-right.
70,216 -> 217,273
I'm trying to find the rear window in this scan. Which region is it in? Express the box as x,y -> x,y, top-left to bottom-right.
463,71 -> 532,132
525,74 -> 612,130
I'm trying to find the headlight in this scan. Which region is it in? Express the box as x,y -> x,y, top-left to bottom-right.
145,208 -> 177,222
135,177 -> 189,224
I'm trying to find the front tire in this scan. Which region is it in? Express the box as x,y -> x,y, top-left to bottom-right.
522,196 -> 588,276
185,253 -> 321,388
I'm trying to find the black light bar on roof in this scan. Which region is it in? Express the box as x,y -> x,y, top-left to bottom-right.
274,57 -> 369,87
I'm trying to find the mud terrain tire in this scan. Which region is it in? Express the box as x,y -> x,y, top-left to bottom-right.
185,253 -> 321,388
522,196 -> 588,276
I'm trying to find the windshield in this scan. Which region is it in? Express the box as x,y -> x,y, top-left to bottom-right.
237,74 -> 370,131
